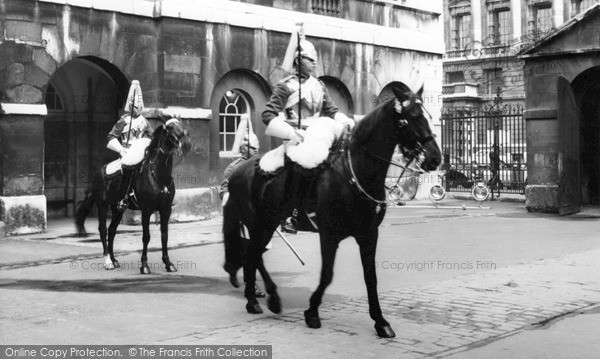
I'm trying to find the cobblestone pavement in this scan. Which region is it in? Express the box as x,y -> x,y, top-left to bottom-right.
156,247 -> 600,358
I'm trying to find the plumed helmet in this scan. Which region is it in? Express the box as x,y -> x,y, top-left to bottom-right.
124,80 -> 144,113
296,39 -> 318,62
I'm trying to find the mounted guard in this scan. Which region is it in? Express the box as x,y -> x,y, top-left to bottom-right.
261,23 -> 353,233
106,80 -> 153,211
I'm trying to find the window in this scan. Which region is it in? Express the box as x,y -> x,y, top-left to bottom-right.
45,83 -> 63,110
453,14 -> 472,49
484,68 -> 503,95
573,0 -> 599,14
491,9 -> 511,45
447,71 -> 465,83
531,4 -> 553,38
219,89 -> 250,154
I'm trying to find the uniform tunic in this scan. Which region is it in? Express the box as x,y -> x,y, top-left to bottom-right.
107,114 -> 153,148
262,75 -> 339,126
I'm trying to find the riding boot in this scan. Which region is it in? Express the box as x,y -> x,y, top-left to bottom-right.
117,167 -> 134,212
282,165 -> 306,234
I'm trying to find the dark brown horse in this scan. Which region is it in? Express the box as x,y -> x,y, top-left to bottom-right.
223,82 -> 441,337
75,118 -> 191,274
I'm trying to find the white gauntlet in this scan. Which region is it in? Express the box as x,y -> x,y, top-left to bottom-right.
107,138 -> 126,156
265,114 -> 296,140
334,112 -> 355,129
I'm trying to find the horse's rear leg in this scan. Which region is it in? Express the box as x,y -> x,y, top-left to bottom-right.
305,236 -> 339,329
244,227 -> 279,315
140,211 -> 152,274
105,205 -> 124,269
257,253 -> 280,314
159,207 -> 177,272
357,234 -> 395,338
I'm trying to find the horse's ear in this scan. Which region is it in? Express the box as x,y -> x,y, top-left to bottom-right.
416,85 -> 424,98
391,86 -> 410,102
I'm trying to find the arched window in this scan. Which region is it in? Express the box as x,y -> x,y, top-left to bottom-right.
45,83 -> 63,110
219,89 -> 250,155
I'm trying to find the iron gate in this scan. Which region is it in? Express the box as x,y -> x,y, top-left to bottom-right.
440,104 -> 526,195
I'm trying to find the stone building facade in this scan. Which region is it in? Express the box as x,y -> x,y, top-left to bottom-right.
0,0 -> 443,235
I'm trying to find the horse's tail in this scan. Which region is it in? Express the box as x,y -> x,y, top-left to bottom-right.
75,190 -> 95,237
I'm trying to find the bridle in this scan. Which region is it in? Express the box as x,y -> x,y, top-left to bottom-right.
346,97 -> 436,210
149,118 -> 184,165
147,118 -> 185,194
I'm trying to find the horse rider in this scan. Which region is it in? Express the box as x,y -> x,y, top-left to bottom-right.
262,23 -> 353,233
106,80 -> 153,211
220,121 -> 268,297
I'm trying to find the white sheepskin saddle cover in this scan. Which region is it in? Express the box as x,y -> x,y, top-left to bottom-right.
259,117 -> 345,172
105,138 -> 151,176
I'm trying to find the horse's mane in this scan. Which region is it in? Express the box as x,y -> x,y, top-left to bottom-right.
145,124 -> 165,156
350,100 -> 395,149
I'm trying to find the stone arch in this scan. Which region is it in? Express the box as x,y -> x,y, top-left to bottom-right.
44,56 -> 128,217
571,65 -> 600,205
319,76 -> 355,116
209,69 -> 271,183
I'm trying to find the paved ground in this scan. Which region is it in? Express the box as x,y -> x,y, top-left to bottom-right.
1,197 -> 599,358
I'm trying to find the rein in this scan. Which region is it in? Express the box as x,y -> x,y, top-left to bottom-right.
146,125 -> 181,194
344,101 -> 436,209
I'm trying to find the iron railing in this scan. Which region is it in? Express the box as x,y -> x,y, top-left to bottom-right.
440,103 -> 526,195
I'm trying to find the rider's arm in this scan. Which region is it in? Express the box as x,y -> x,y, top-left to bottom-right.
262,82 -> 292,125
319,82 -> 339,119
107,116 -> 127,156
262,82 -> 302,143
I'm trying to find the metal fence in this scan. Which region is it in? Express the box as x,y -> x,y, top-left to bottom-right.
440,104 -> 526,195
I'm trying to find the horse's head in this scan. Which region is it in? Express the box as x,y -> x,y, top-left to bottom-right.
157,116 -> 192,156
390,84 -> 441,172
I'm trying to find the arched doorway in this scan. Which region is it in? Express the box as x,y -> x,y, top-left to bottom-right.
572,66 -> 600,205
319,76 -> 354,116
44,57 -> 128,217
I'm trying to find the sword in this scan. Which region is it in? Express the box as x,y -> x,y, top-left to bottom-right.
125,87 -> 136,149
275,228 -> 305,266
296,29 -> 302,130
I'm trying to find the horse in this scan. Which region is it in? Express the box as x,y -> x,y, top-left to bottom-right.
75,117 -> 191,274
223,82 -> 441,338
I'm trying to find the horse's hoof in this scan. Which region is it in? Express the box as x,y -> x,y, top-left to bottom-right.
246,302 -> 263,314
375,324 -> 396,338
104,264 -> 115,270
166,264 -> 177,272
267,294 -> 281,314
113,260 -> 120,268
140,266 -> 151,274
304,310 -> 321,329
225,268 -> 239,288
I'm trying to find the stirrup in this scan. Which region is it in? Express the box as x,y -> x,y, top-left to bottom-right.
281,216 -> 298,234
117,198 -> 128,212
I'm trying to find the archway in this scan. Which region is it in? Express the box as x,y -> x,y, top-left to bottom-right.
319,76 -> 354,116
44,57 -> 127,217
572,66 -> 600,205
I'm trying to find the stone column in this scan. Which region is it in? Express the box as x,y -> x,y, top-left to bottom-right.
0,103 -> 48,236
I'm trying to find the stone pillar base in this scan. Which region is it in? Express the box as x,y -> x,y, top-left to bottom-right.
122,187 -> 220,225
0,195 -> 47,237
525,184 -> 559,213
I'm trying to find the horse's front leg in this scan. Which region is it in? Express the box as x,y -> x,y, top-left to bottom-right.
105,205 -> 124,269
160,207 -> 177,272
304,234 -> 339,329
356,232 -> 395,338
140,211 -> 152,274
